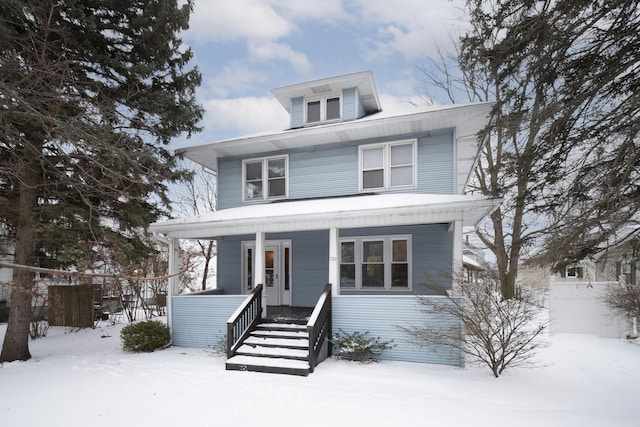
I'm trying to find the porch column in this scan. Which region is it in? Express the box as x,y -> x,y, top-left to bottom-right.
328,227 -> 340,295
254,231 -> 266,316
167,237 -> 180,332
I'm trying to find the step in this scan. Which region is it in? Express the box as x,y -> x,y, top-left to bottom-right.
251,329 -> 309,339
236,344 -> 308,360
226,355 -> 310,376
244,335 -> 309,349
257,322 -> 308,332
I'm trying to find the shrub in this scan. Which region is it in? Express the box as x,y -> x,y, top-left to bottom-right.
120,320 -> 170,353
402,269 -> 548,377
332,329 -> 395,363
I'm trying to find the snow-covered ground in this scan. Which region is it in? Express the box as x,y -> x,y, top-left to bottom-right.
1,319 -> 638,427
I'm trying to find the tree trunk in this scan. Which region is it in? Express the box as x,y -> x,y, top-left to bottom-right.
200,241 -> 214,291
0,155 -> 39,362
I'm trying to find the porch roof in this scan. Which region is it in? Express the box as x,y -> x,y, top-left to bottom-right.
150,193 -> 502,240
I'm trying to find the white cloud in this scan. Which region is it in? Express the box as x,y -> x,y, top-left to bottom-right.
248,40 -> 311,72
202,96 -> 290,138
188,0 -> 294,41
351,0 -> 468,59
204,64 -> 269,98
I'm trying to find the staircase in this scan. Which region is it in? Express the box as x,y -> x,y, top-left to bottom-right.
226,320 -> 311,376
226,284 -> 332,376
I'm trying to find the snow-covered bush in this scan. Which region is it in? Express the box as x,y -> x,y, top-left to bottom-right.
120,320 -> 170,352
332,329 -> 394,363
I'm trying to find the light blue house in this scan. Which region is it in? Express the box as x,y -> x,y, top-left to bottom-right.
150,71 -> 500,375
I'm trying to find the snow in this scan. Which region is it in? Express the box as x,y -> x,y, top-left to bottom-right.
1,320 -> 639,427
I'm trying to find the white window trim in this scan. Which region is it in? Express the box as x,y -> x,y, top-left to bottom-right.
339,235 -> 412,291
305,93 -> 342,124
242,155 -> 289,202
566,266 -> 578,278
358,139 -> 417,192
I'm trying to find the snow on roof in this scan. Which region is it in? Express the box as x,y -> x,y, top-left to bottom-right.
150,193 -> 502,240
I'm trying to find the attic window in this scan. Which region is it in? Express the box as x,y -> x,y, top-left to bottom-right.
306,95 -> 341,123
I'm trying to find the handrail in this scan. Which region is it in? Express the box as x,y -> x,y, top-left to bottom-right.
307,283 -> 332,373
226,284 -> 263,358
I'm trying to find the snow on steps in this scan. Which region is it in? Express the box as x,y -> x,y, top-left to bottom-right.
226,322 -> 311,376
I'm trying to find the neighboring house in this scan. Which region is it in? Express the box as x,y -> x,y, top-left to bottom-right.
518,260 -> 597,289
462,230 -> 488,283
150,71 -> 501,375
594,229 -> 640,285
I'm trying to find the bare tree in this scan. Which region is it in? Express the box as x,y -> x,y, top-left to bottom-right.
173,167 -> 217,291
403,269 -> 548,377
604,279 -> 640,338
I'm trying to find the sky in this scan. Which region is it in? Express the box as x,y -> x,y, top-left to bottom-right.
176,0 -> 469,149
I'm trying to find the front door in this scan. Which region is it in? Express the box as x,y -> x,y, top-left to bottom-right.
264,248 -> 279,306
243,241 -> 291,306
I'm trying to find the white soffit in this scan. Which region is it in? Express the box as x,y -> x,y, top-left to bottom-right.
149,193 -> 502,240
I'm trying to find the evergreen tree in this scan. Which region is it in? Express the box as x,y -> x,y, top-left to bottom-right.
0,0 -> 202,362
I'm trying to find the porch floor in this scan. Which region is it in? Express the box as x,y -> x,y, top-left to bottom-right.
265,306 -> 313,323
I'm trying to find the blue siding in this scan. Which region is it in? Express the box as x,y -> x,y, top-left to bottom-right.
343,87 -> 357,120
333,295 -> 464,366
287,230 -> 329,306
216,235 -> 245,294
217,158 -> 242,210
289,144 -> 359,199
216,129 -> 455,210
291,96 -> 304,128
171,295 -> 246,348
418,129 -> 454,193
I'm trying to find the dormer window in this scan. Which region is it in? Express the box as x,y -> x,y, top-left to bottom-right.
306,95 -> 341,124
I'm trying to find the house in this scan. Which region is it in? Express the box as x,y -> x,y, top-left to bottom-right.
150,71 -> 501,375
594,228 -> 639,285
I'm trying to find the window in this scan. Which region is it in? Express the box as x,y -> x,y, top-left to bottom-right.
306,95 -> 341,123
360,140 -> 416,191
340,236 -> 411,290
243,156 -> 288,201
565,266 -> 583,279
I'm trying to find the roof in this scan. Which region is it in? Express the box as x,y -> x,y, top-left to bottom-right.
270,70 -> 381,115
182,102 -> 494,194
150,193 -> 502,240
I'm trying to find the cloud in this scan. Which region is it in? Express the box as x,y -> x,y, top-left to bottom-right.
187,0 -> 294,41
351,0 -> 468,60
204,64 -> 269,98
248,40 -> 311,72
201,96 -> 290,139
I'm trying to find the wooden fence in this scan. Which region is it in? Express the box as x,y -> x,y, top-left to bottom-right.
48,284 -> 99,328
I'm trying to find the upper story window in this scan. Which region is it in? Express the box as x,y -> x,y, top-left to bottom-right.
306,95 -> 341,124
359,140 -> 416,191
243,155 -> 288,201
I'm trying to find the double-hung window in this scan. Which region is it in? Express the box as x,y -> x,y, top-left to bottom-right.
306,95 -> 341,123
360,140 -> 416,191
340,235 -> 411,290
243,156 -> 288,201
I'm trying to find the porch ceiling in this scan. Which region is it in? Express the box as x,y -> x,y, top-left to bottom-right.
150,193 -> 502,240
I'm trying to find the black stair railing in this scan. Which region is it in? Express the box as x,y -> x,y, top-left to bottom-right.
307,283 -> 332,373
227,284 -> 263,358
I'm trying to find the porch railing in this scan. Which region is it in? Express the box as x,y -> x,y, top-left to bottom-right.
226,284 -> 263,358
307,283 -> 332,373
